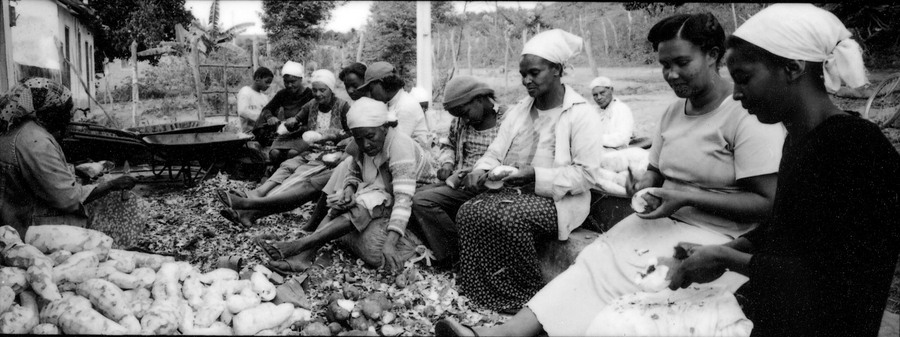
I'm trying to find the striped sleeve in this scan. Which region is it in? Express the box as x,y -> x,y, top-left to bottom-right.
342,157 -> 363,191
385,138 -> 419,236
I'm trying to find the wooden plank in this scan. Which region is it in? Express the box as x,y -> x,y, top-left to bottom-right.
199,64 -> 252,68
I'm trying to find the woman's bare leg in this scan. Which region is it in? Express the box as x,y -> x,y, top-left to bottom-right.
475,307 -> 543,336
272,215 -> 354,258
231,182 -> 319,211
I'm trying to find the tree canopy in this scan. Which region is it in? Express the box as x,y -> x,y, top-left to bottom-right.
260,0 -> 337,62
90,0 -> 193,66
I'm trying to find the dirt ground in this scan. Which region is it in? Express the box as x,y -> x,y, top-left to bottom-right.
83,66 -> 900,335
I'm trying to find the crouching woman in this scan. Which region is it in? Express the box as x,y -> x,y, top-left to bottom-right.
259,97 -> 439,273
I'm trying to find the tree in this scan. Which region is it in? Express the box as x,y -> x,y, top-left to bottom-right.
260,0 -> 337,62
90,0 -> 193,67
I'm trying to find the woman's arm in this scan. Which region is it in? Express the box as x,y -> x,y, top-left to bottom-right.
639,172 -> 777,222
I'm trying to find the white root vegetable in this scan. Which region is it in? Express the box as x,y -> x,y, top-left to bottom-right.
219,309 -> 233,325
108,249 -> 174,272
251,270 -> 276,301
75,278 -> 133,321
26,264 -> 61,301
199,268 -> 239,284
0,226 -> 23,248
179,302 -> 233,335
118,314 -> 141,334
101,266 -> 154,290
276,307 -> 312,331
485,165 -> 519,189
31,323 -> 60,334
140,300 -> 181,335
194,301 -> 227,328
182,272 -> 205,309
51,251 -> 99,283
24,225 -> 113,260
2,243 -> 53,269
233,302 -> 295,336
0,267 -> 27,293
40,295 -> 128,335
152,262 -> 184,302
46,251 -> 72,266
302,131 -> 324,144
227,287 -> 261,314
99,257 -> 135,274
0,290 -> 39,333
0,286 -> 14,314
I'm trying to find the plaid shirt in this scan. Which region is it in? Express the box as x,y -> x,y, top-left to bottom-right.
438,105 -> 507,171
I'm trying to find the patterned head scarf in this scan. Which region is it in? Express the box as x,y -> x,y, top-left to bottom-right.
0,77 -> 72,134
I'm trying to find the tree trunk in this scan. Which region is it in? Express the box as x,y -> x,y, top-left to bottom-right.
627,11 -> 633,43
467,37 -> 473,75
579,15 -> 598,77
450,29 -> 458,72
523,28 -> 528,45
503,29 -> 510,93
191,37 -> 203,120
601,20 -> 609,55
130,40 -> 138,127
605,17 -> 619,51
103,59 -> 113,106
731,3 -> 738,31
356,30 -> 365,62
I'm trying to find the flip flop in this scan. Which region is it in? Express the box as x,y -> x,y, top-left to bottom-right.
215,189 -> 233,209
219,208 -> 248,229
254,235 -> 286,261
266,255 -> 311,276
434,318 -> 479,337
228,189 -> 248,198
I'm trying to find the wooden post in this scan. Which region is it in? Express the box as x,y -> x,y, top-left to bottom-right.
522,28 -> 528,49
252,36 -> 259,70
580,15 -> 598,77
356,30 -> 365,62
415,1 -> 433,104
191,37 -> 204,120
467,37 -> 473,76
130,40 -> 138,127
627,11 -> 633,43
731,3 -> 738,31
503,28 -> 510,93
222,61 -> 228,121
103,59 -> 113,105
601,20 -> 609,55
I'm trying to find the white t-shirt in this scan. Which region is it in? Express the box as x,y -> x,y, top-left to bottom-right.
649,97 -> 786,237
597,98 -> 634,148
387,90 -> 430,148
237,86 -> 270,133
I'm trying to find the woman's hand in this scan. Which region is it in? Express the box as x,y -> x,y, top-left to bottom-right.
501,165 -> 535,186
437,163 -> 455,181
463,169 -> 487,192
667,244 -> 743,290
381,232 -> 403,272
636,188 -> 689,219
446,169 -> 469,189
332,185 -> 356,210
626,167 -> 660,197
266,116 -> 280,126
284,117 -> 300,130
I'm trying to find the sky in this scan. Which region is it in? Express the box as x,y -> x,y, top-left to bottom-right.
185,1 -> 543,35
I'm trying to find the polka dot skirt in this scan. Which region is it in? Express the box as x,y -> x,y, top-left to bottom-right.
456,187 -> 557,312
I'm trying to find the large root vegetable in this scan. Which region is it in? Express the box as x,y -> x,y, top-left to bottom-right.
179,302 -> 233,335
251,269 -> 276,301
100,257 -> 135,274
276,307 -> 312,332
2,243 -> 53,269
118,314 -> 141,334
51,251 -> 99,283
108,249 -> 175,272
31,323 -> 60,334
140,300 -> 181,335
0,286 -> 14,314
152,262 -> 186,302
226,287 -> 261,314
24,225 -> 112,260
0,267 -> 27,294
0,226 -> 23,248
40,294 -> 128,334
199,268 -> 239,284
103,266 -> 154,290
0,290 -> 38,333
26,265 -> 61,301
232,302 -> 294,335
75,278 -> 133,321
46,251 -> 72,267
182,272 -> 205,309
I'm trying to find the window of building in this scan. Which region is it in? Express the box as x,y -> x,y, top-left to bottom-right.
64,26 -> 70,60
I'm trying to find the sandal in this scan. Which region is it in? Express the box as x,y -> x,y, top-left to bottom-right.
434,318 -> 479,337
215,190 -> 233,209
266,254 -> 312,276
219,208 -> 248,229
254,235 -> 286,261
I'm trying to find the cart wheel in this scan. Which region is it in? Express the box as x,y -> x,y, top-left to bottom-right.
864,72 -> 900,128
149,154 -> 169,177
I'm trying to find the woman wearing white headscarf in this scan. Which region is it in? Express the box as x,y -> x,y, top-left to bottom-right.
671,4 -> 899,336
437,14 -> 785,337
218,69 -> 352,229
256,97 -> 439,273
448,29 -> 605,313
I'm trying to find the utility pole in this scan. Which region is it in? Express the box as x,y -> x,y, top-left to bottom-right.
416,1 -> 433,104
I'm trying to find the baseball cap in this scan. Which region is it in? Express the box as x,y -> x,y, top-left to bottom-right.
357,61 -> 395,90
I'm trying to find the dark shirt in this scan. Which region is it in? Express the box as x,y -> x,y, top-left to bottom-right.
741,114 -> 900,336
257,87 -> 314,124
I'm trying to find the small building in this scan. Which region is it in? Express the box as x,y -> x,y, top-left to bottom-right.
1,0 -> 97,109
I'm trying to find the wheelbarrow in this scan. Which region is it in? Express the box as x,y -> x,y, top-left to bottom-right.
126,120 -> 226,137
62,123 -> 150,164
142,132 -> 252,186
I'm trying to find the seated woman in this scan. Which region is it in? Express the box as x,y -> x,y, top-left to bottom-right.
669,4 -> 899,336
451,29 -> 605,313
219,69 -> 351,228
435,13 -> 786,336
0,78 -> 136,239
257,97 -> 438,273
253,61 -> 315,167
589,76 -> 634,149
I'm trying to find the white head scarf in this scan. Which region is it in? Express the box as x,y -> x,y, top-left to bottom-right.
521,29 -> 584,66
310,69 -> 336,92
590,76 -> 613,89
733,3 -> 868,92
347,97 -> 389,129
281,61 -> 304,78
409,87 -> 430,103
